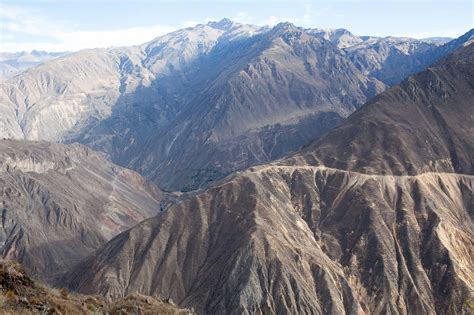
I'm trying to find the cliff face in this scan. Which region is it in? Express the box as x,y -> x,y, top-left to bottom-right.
0,140 -> 166,281
61,45 -> 474,314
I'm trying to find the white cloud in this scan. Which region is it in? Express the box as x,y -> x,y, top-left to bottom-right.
0,4 -> 176,52
1,25 -> 178,52
260,15 -> 303,26
233,12 -> 254,24
0,4 -> 23,20
182,17 -> 218,28
0,4 -> 65,37
258,4 -> 315,27
182,20 -> 201,28
57,26 -> 177,50
399,30 -> 464,39
0,3 -> 324,52
261,16 -> 281,26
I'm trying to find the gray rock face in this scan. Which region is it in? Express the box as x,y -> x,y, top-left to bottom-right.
342,29 -> 473,85
0,140 -> 166,281
344,37 -> 435,85
60,44 -> 474,314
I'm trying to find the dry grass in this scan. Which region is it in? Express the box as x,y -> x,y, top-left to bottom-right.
0,260 -> 193,314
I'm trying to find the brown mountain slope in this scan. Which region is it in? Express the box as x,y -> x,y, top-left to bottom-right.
61,45 -> 474,314
63,167 -> 473,314
0,140 -> 167,282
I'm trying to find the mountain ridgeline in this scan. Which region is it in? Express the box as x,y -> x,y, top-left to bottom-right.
1,20 -> 471,191
61,43 -> 474,314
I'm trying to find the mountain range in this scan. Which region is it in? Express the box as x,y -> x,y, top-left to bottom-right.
0,19 -> 472,314
62,41 -> 474,315
1,20 -> 471,191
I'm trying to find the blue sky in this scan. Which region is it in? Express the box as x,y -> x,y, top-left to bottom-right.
1,0 -> 472,52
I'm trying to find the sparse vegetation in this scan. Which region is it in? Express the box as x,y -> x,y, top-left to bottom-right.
59,287 -> 69,299
0,260 -> 192,314
464,298 -> 474,313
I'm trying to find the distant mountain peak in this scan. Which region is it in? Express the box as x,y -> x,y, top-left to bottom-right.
207,18 -> 235,30
308,27 -> 362,48
420,37 -> 453,46
460,28 -> 474,45
442,29 -> 474,48
273,21 -> 299,31
270,22 -> 303,40
312,27 -> 351,35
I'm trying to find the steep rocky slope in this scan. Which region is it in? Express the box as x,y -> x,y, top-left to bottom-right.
66,166 -> 473,314
0,140 -> 166,281
308,28 -> 452,50
345,36 -> 435,85
62,44 -> 474,314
